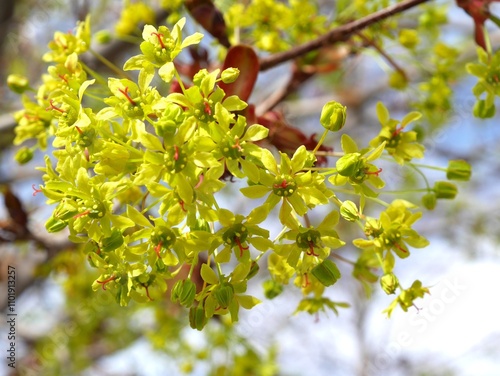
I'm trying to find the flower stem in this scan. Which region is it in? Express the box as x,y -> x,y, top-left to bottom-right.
312,129 -> 329,154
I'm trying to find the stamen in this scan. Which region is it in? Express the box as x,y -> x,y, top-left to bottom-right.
46,99 -> 65,113
365,167 -> 383,177
118,87 -> 136,106
392,127 -> 404,138
96,275 -> 117,291
235,237 -> 249,257
151,32 -> 166,49
306,242 -> 319,257
155,241 -> 163,258
32,184 -> 42,196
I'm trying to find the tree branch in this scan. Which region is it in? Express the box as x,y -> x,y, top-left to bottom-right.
259,0 -> 431,71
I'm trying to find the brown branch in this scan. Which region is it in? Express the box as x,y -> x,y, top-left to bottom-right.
356,31 -> 408,80
259,0 -> 431,71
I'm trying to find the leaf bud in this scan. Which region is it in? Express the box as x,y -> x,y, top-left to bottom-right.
421,192 -> 437,210
336,153 -> 363,177
380,272 -> 399,295
221,67 -> 240,84
189,305 -> 207,331
320,101 -> 347,132
340,200 -> 359,222
171,279 -> 197,308
214,282 -> 234,309
14,147 -> 34,164
433,181 -> 457,199
7,74 -> 30,94
446,160 -> 471,181
311,259 -> 341,287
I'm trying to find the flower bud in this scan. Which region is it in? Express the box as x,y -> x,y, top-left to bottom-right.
399,29 -> 419,49
311,259 -> 341,287
340,200 -> 359,222
171,279 -> 196,308
446,160 -> 471,181
7,74 -> 30,94
94,30 -> 112,44
263,279 -> 283,299
214,283 -> 234,309
320,101 -> 347,132
433,181 -> 457,199
14,147 -> 34,164
473,99 -> 495,119
380,273 -> 399,295
247,261 -> 260,280
421,192 -> 436,210
101,229 -> 124,252
45,216 -> 68,233
189,305 -> 207,331
221,67 -> 240,84
336,153 -> 363,177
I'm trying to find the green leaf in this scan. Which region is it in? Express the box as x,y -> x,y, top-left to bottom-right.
243,124 -> 269,142
222,95 -> 248,111
247,204 -> 270,224
237,295 -> 261,309
291,145 -> 307,173
181,32 -> 204,49
159,62 -> 175,83
400,111 -> 422,127
376,101 -> 390,124
341,134 -> 358,153
240,185 -> 270,199
126,205 -> 152,228
200,263 -> 219,285
240,159 -> 260,183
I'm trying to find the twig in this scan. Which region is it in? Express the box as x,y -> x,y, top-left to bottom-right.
355,32 -> 408,80
259,0 -> 431,71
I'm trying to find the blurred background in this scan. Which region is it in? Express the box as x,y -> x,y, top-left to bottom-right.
1,0 -> 500,375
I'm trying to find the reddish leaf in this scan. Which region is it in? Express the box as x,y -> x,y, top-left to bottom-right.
185,0 -> 230,48
258,111 -> 332,166
2,185 -> 29,234
219,45 -> 259,102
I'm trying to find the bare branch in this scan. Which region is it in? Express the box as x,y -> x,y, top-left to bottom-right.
259,0 -> 431,71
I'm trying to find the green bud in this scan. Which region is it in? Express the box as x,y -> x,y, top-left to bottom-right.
433,181 -> 457,199
398,29 -> 419,49
214,283 -> 234,308
320,101 -> 347,132
101,229 -> 124,252
94,30 -> 112,44
247,261 -> 260,280
473,99 -> 495,118
311,259 -> 341,287
189,305 -> 207,331
221,67 -> 240,84
388,71 -> 408,90
336,153 -> 363,177
171,279 -> 197,308
340,200 -> 359,222
7,74 -> 30,94
421,192 -> 437,210
45,216 -> 68,233
263,279 -> 283,299
380,273 -> 399,295
14,147 -> 34,164
446,160 -> 471,181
